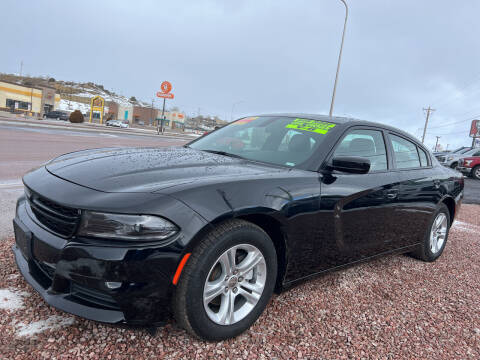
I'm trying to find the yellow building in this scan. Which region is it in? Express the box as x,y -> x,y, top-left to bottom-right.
0,80 -> 61,116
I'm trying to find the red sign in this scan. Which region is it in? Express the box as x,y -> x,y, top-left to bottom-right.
160,81 -> 172,94
156,92 -> 174,99
470,120 -> 480,137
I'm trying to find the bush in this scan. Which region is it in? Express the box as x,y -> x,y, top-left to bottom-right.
69,110 -> 84,123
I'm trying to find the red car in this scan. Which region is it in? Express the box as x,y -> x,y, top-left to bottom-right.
458,156 -> 480,179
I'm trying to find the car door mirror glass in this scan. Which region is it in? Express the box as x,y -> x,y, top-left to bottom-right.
330,156 -> 370,174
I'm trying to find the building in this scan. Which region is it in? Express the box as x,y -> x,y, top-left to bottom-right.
0,80 -> 60,116
118,104 -> 133,123
159,111 -> 185,129
39,85 -> 60,114
133,105 -> 157,125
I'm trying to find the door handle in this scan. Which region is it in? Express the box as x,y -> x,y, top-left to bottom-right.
385,189 -> 398,199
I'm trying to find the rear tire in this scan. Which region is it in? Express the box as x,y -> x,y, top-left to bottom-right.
472,165 -> 480,180
410,203 -> 450,262
173,219 -> 277,341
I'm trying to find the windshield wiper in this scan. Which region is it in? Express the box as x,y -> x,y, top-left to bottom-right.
200,149 -> 245,159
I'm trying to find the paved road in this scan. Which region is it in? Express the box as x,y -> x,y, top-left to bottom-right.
463,178 -> 480,205
0,125 -> 189,239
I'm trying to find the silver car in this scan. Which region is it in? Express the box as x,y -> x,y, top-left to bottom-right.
437,147 -> 480,168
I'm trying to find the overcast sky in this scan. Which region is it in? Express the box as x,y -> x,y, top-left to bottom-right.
2,0 -> 480,149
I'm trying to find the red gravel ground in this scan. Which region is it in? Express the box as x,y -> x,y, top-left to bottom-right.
1,205 -> 479,359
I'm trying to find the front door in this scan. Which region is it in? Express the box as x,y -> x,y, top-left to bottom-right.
317,127 -> 401,270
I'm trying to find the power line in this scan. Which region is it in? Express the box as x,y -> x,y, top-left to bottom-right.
427,115 -> 479,129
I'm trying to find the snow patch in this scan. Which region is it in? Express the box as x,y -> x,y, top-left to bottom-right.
57,99 -> 92,114
451,221 -> 479,234
16,315 -> 75,337
0,288 -> 30,311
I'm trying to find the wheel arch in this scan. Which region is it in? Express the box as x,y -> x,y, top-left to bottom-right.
440,196 -> 456,225
183,211 -> 288,293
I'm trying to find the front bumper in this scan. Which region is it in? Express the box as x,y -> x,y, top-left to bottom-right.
457,166 -> 472,176
13,198 -> 183,326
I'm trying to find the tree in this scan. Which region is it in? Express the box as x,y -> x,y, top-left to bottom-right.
48,77 -> 55,83
69,110 -> 84,123
129,96 -> 137,102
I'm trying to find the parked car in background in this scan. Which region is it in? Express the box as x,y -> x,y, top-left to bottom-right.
43,111 -> 70,121
106,120 -> 129,128
437,147 -> 478,168
433,146 -> 470,158
13,114 -> 464,341
458,156 -> 480,179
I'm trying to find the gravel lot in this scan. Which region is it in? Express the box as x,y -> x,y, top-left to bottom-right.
0,205 -> 479,359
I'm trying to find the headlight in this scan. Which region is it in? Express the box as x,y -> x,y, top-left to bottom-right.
447,156 -> 453,161
77,211 -> 178,241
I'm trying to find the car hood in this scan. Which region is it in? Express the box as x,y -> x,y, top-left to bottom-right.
45,147 -> 283,193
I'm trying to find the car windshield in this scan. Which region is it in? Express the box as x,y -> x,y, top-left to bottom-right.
459,148 -> 472,154
189,116 -> 336,168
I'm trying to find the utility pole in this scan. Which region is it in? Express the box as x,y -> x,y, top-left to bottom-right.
151,99 -> 154,126
435,136 -> 441,152
329,0 -> 349,117
20,61 -> 23,77
421,106 -> 435,144
231,101 -> 244,122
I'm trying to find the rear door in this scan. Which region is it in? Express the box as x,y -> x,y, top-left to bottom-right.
318,127 -> 401,268
387,133 -> 438,247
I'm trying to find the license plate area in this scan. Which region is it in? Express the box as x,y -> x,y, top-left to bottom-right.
13,219 -> 32,259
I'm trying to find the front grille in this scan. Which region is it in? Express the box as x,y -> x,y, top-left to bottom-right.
27,191 -> 80,238
37,261 -> 56,280
70,282 -> 120,310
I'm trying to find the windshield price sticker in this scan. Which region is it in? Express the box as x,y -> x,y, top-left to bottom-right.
233,117 -> 259,125
286,118 -> 336,134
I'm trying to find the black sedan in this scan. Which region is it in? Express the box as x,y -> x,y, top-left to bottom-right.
43,110 -> 70,121
13,114 -> 463,341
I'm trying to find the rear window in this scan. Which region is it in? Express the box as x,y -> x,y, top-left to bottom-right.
418,147 -> 429,167
390,134 -> 421,169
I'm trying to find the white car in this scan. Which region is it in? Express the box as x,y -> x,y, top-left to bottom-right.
106,120 -> 129,128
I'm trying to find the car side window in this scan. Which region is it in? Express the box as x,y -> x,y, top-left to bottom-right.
473,151 -> 480,157
418,147 -> 429,167
390,134 -> 421,169
333,129 -> 388,171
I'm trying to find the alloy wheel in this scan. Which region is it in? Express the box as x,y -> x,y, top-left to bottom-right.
203,244 -> 267,325
430,213 -> 447,254
475,167 -> 480,179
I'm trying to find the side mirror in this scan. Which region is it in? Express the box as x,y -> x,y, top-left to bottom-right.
330,156 -> 370,174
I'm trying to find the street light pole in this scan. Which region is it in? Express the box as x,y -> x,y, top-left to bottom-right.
231,101 -> 244,122
329,0 -> 348,118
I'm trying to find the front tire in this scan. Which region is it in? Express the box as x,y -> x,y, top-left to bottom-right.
450,162 -> 458,169
472,165 -> 480,180
173,219 -> 277,341
410,203 -> 450,262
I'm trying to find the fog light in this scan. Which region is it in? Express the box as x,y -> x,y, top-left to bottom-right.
105,281 -> 122,289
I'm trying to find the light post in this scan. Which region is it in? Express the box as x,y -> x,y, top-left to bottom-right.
231,100 -> 244,122
329,0 -> 348,117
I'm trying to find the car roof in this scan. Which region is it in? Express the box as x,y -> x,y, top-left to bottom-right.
254,113 -> 424,148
